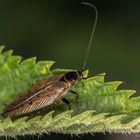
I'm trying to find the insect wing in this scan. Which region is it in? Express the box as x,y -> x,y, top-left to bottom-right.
13,81 -> 70,117
3,74 -> 65,117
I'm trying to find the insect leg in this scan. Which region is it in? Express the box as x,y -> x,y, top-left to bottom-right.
70,90 -> 79,100
61,98 -> 71,110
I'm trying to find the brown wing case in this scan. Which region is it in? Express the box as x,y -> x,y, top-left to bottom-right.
4,81 -> 70,117
3,74 -> 68,117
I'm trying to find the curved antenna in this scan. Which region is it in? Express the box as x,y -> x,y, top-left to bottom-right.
81,2 -> 98,70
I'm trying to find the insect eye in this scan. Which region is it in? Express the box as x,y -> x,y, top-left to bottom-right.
64,72 -> 78,81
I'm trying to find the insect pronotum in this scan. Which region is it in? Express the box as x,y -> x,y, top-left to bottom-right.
3,2 -> 98,118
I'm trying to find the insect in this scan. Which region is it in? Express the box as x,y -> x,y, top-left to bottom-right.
3,2 -> 98,118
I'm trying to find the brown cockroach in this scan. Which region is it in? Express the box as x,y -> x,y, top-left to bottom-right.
3,2 -> 98,118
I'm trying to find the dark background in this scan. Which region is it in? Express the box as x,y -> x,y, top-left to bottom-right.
0,0 -> 140,139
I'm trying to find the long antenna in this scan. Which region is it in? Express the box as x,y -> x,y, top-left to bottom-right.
82,2 -> 98,70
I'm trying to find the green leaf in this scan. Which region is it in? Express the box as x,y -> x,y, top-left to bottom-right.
0,46 -> 140,137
